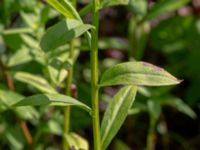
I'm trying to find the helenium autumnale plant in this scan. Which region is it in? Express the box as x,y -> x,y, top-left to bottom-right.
6,0 -> 182,150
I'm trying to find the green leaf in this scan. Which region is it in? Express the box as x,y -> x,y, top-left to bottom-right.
161,96 -> 196,119
13,72 -> 57,94
129,0 -> 147,19
46,0 -> 81,20
115,140 -> 131,150
47,120 -> 62,135
143,0 -> 190,21
8,46 -> 33,67
20,34 -> 38,48
2,28 -> 32,35
100,0 -> 129,9
148,99 -> 161,120
5,126 -> 25,150
64,132 -> 89,150
40,19 -> 93,51
79,3 -> 92,17
101,86 -> 137,150
13,93 -> 91,113
128,101 -> 147,115
47,57 -> 71,85
0,89 -> 39,120
99,37 -> 128,50
100,61 -> 181,87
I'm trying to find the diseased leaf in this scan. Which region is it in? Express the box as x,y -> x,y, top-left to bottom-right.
13,72 -> 57,94
64,132 -> 89,150
46,0 -> 81,20
100,0 -> 129,9
13,93 -> 91,113
101,86 -> 137,150
40,19 -> 93,51
143,0 -> 190,21
100,61 -> 181,87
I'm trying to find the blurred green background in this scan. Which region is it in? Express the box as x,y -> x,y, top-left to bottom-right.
0,0 -> 200,150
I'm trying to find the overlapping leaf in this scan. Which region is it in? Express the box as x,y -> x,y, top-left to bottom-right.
101,86 -> 137,150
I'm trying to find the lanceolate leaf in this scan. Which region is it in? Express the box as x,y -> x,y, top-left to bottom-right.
46,0 -> 81,20
14,72 -> 57,94
101,86 -> 137,150
143,0 -> 190,21
100,0 -> 129,9
40,19 -> 93,51
13,93 -> 91,114
100,61 -> 181,87
160,96 -> 196,119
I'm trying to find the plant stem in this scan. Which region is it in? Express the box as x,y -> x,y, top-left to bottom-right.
63,1 -> 76,149
63,39 -> 75,150
147,115 -> 156,150
19,120 -> 33,150
91,0 -> 101,150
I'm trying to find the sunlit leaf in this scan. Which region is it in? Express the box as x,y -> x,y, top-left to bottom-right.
8,46 -> 33,67
101,86 -> 137,150
46,0 -> 81,20
13,72 -> 57,94
100,61 -> 181,87
40,19 -> 93,51
64,132 -> 89,150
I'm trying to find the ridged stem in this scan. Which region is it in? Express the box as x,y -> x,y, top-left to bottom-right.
91,0 -> 101,150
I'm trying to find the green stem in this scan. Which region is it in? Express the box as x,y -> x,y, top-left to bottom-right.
63,1 -> 76,149
147,115 -> 156,150
91,0 -> 101,150
63,39 -> 75,150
